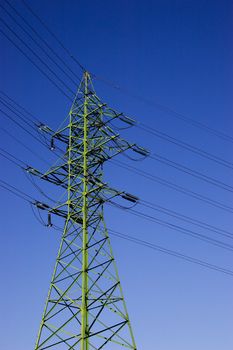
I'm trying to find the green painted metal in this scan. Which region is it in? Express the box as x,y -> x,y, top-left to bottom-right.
81,71 -> 89,350
34,72 -> 139,350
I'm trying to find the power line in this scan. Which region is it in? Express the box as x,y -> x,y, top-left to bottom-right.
20,0 -> 233,145
2,5 -> 232,177
109,229 -> 233,277
0,91 -> 65,156
94,77 -> 233,144
0,125 -> 50,165
0,27 -> 72,101
150,154 -> 233,193
139,199 -> 233,240
2,145 -> 231,255
0,89 -> 40,124
111,160 -> 233,214
1,175 -> 232,278
0,178 -> 35,202
1,143 -> 232,245
49,222 -> 233,277
1,1 -> 80,87
0,15 -> 75,97
0,147 -> 25,168
4,0 -> 82,82
0,95 -> 37,131
0,2 -> 231,256
109,202 -> 233,253
2,86 -> 232,197
0,106 -> 50,148
137,123 -> 233,170
21,0 -> 85,72
2,136 -> 230,243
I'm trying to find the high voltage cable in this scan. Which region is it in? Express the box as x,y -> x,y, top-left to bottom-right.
0,92 -> 65,155
0,177 -> 232,278
1,5 -> 232,173
0,144 -> 231,254
111,160 -> 233,213
0,16 -> 75,97
1,145 -> 232,245
0,182 -> 32,202
109,203 -> 233,253
0,28 -> 72,101
20,0 -> 233,145
0,100 -> 64,159
2,94 -> 233,216
21,0 -> 85,72
0,147 -> 65,205
0,1 -> 80,87
94,78 -> 233,144
2,92 -> 233,216
0,99 -> 67,159
0,106 -> 50,148
0,95 -> 37,131
0,109 -> 65,168
2,87 -> 232,195
139,200 -> 233,240
0,90 -> 41,123
3,0 -> 82,83
137,123 -> 233,170
0,11 -> 232,249
48,221 -> 233,277
108,229 -> 233,277
0,147 -> 25,168
0,178 -> 35,202
149,154 -> 233,193
0,126 -> 50,165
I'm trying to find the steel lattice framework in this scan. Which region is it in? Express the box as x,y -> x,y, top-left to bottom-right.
31,72 -> 148,350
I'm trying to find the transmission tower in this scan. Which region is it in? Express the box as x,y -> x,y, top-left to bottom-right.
30,71 -> 148,350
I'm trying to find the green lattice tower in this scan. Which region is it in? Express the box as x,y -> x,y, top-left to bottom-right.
33,72 -> 146,350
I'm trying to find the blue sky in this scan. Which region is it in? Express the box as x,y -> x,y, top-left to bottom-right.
0,0 -> 233,349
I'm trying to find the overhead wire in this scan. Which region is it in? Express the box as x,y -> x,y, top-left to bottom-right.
93,76 -> 233,144
0,27 -> 73,101
137,123 -> 233,170
0,147 -> 25,168
4,83 -> 231,198
0,125 -> 50,165
0,90 -> 41,124
0,1 -> 80,88
0,95 -> 36,131
0,178 -> 35,202
1,174 -> 232,257
1,0 -> 232,289
20,0 -> 233,145
2,87 -> 233,200
1,3 -> 233,179
45,221 -> 233,277
111,159 -> 233,213
1,138 -> 231,246
0,106 -> 52,148
139,199 -> 233,240
1,2 -> 232,259
108,202 -> 233,253
0,176 -> 232,277
0,103 -> 66,163
2,136 -> 231,245
109,229 -> 233,277
1,144 -> 232,247
0,15 -> 76,98
149,154 -> 233,193
21,0 -> 85,72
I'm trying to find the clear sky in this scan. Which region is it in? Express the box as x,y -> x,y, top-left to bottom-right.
0,0 -> 233,349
